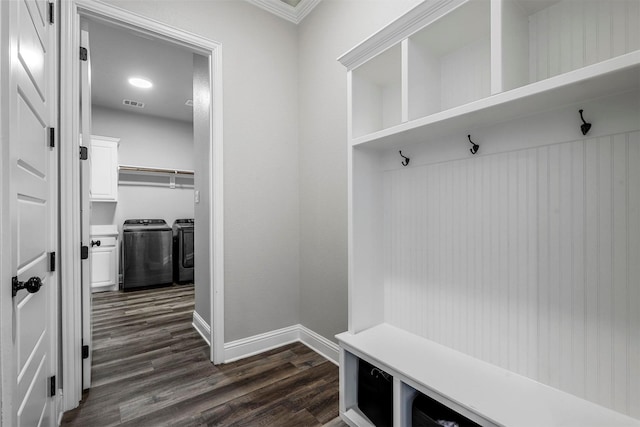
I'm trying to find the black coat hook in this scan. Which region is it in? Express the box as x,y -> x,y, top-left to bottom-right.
579,109 -> 591,135
399,151 -> 410,167
468,135 -> 479,155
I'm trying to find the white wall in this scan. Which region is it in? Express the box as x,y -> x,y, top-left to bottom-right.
297,0 -> 421,342
90,105 -> 194,238
102,0 -> 301,342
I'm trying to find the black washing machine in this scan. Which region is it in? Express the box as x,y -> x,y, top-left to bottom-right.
173,219 -> 194,283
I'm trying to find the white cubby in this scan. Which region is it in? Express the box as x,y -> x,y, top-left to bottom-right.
500,0 -> 640,92
407,0 -> 491,120
339,0 -> 640,425
352,44 -> 402,138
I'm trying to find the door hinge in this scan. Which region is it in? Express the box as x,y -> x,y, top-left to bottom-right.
48,2 -> 54,24
48,375 -> 56,397
49,252 -> 56,272
48,127 -> 55,148
81,245 -> 89,260
82,345 -> 89,360
80,46 -> 88,61
79,146 -> 88,160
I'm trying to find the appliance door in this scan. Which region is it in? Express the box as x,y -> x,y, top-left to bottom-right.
181,228 -> 194,268
123,230 -> 173,288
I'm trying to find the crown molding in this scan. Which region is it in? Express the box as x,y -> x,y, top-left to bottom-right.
246,0 -> 322,24
337,0 -> 463,70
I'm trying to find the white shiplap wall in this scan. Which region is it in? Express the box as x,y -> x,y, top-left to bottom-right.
529,0 -> 640,83
383,131 -> 640,417
440,37 -> 491,111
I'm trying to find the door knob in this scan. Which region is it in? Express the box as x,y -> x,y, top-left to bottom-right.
91,240 -> 101,247
12,276 -> 42,297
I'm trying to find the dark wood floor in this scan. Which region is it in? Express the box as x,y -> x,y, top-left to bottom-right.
61,284 -> 346,426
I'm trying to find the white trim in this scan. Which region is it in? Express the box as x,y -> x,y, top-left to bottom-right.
224,325 -> 339,365
224,325 -> 300,363
90,284 -> 118,293
60,0 -> 85,412
209,39 -> 225,365
192,311 -> 211,346
245,0 -> 321,24
60,0 -> 225,410
337,0 -> 462,70
298,325 -> 339,366
75,2 -> 216,54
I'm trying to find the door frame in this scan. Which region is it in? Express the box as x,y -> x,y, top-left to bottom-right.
59,0 -> 225,411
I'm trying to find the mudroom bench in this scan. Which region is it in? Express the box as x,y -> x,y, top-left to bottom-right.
337,324 -> 640,427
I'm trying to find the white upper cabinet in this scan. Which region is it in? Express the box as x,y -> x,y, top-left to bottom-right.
90,135 -> 120,202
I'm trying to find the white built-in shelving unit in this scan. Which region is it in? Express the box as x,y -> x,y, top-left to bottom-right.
338,0 -> 640,426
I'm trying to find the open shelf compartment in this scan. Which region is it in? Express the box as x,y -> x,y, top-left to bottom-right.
500,0 -> 640,92
353,51 -> 640,149
407,0 -> 491,120
352,44 -> 403,138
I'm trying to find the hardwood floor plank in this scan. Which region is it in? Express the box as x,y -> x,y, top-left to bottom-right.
323,416 -> 349,427
61,285 -> 340,426
202,363 -> 337,426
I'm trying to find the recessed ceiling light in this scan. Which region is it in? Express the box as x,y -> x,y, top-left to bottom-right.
128,77 -> 153,89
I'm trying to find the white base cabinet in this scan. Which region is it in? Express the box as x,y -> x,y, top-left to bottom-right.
89,225 -> 119,292
339,0 -> 640,425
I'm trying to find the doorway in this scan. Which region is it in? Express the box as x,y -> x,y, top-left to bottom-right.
59,0 -> 224,412
82,16 -> 200,390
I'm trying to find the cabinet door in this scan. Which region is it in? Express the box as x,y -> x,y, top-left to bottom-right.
90,138 -> 118,202
90,237 -> 117,291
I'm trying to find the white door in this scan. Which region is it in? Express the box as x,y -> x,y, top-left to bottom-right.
9,0 -> 58,425
80,27 -> 93,390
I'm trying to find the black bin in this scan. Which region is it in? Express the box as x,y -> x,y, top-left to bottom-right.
358,359 -> 393,426
412,393 -> 481,427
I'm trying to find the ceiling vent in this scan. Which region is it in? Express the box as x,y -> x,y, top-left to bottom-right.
123,99 -> 145,108
185,99 -> 193,107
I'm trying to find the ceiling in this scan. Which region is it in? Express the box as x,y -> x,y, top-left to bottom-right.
88,0 -> 322,123
89,19 -> 195,123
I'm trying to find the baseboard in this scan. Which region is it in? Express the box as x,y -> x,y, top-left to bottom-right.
91,284 -> 118,293
224,325 -> 300,363
298,325 -> 339,365
192,310 -> 211,346
56,394 -> 64,426
224,324 -> 339,365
